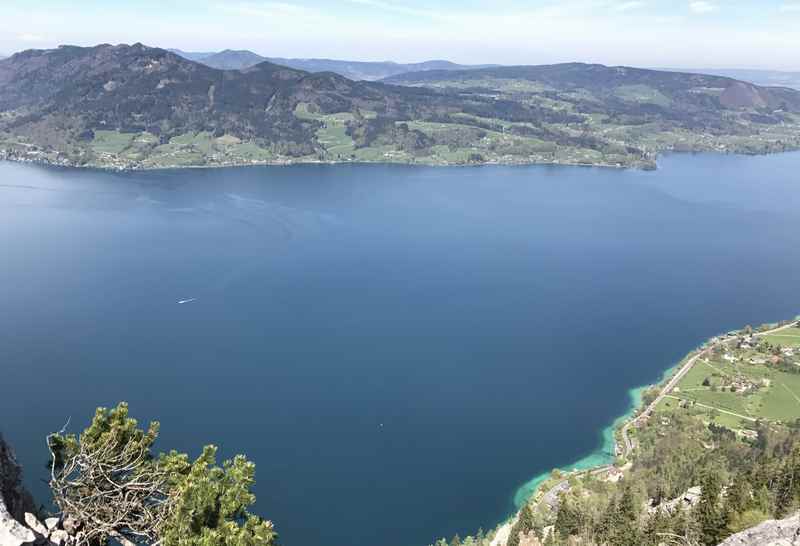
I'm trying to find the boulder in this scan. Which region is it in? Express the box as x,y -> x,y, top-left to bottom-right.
718,513 -> 800,546
0,502 -> 36,546
23,513 -> 47,537
49,530 -> 70,546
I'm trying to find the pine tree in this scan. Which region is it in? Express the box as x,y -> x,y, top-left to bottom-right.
518,503 -> 534,535
48,403 -> 277,546
614,484 -> 642,546
774,446 -> 800,518
667,505 -> 694,543
724,474 -> 752,517
643,509 -> 670,546
554,495 -> 581,539
753,485 -> 771,514
508,502 -> 536,546
618,483 -> 638,523
594,497 -> 618,544
696,467 -> 727,546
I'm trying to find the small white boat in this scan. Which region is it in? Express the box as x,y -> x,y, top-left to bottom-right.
178,298 -> 197,304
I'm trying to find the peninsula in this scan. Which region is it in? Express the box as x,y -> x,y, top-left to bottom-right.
2,44 -> 800,171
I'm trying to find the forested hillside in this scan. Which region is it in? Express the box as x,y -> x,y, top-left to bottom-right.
1,45 -> 800,170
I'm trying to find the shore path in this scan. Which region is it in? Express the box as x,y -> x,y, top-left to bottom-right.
619,320 -> 798,457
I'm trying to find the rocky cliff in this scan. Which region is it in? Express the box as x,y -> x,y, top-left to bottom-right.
718,514 -> 800,546
0,434 -> 36,545
0,435 -> 75,546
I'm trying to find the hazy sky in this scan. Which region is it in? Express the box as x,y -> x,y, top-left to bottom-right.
1,0 -> 799,69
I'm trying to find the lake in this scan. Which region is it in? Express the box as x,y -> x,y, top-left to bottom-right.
1,154 -> 799,546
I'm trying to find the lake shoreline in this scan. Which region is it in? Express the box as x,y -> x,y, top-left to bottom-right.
506,359 -> 681,510
8,138 -> 800,175
491,317 -> 800,544
0,153 -> 649,173
482,356 -> 687,546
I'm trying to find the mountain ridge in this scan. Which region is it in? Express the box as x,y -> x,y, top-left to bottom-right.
169,48 -> 497,80
384,62 -> 799,98
660,67 -> 800,90
1,44 -> 800,171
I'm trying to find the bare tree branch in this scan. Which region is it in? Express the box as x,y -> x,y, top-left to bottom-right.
47,430 -> 174,545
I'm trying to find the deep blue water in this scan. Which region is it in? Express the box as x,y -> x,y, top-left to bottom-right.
1,154 -> 799,546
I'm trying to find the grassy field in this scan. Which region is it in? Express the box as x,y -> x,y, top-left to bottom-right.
292,102 -> 650,167
763,330 -> 800,347
87,129 -> 278,168
91,130 -> 137,155
668,350 -> 800,426
760,373 -> 800,421
295,104 -> 358,159
614,85 -> 671,107
656,393 -> 754,431
679,388 -> 751,417
397,77 -> 550,95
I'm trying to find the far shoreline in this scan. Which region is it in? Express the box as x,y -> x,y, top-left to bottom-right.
5,146 -> 800,176
0,153 -> 647,174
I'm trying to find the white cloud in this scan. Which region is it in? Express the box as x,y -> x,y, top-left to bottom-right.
1,0 -> 800,71
614,1 -> 645,12
17,33 -> 45,42
345,0 -> 442,18
218,2 -> 323,19
689,1 -> 717,14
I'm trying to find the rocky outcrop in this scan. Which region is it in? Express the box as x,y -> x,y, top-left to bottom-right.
0,435 -> 78,546
0,436 -> 36,524
718,514 -> 800,546
0,506 -> 35,546
0,434 -> 37,546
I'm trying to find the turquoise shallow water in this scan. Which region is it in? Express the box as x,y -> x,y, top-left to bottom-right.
0,153 -> 799,546
512,362 -> 679,510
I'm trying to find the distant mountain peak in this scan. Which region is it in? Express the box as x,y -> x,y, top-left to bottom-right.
199,49 -> 268,70
168,48 -> 495,79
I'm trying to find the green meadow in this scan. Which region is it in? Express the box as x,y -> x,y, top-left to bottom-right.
665,345 -> 800,427
763,330 -> 800,347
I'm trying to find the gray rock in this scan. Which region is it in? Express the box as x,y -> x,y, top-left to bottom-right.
48,529 -> 70,545
23,513 -> 47,537
0,435 -> 38,546
0,502 -> 36,546
43,519 -> 58,532
718,513 -> 800,546
60,517 -> 78,536
0,435 -> 36,524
